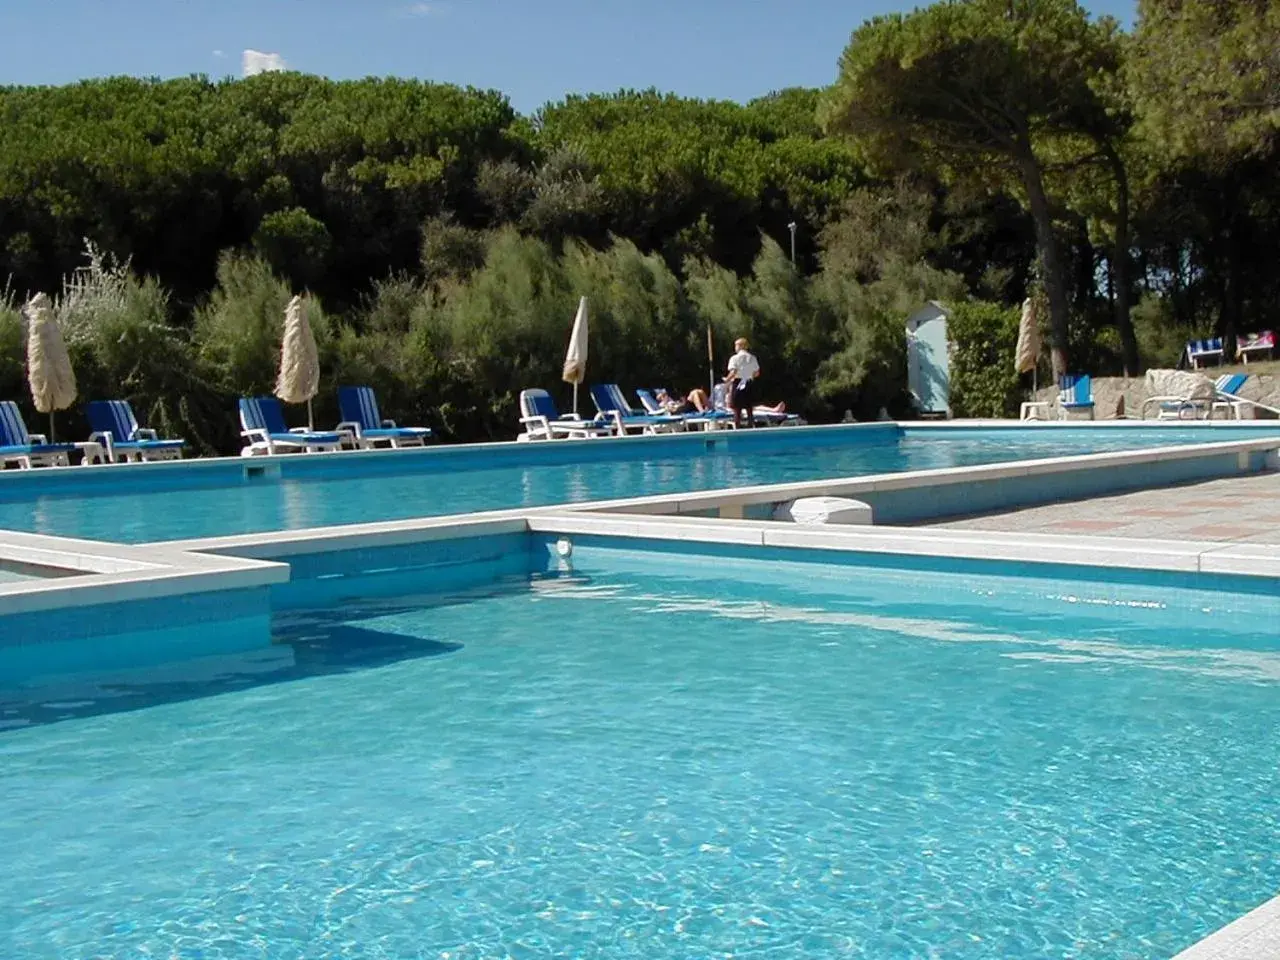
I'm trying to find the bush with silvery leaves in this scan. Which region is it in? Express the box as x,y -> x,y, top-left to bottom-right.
53,239 -> 140,346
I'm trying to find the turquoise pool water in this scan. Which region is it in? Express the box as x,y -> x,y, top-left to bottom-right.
0,425 -> 1272,543
3,550 -> 1278,958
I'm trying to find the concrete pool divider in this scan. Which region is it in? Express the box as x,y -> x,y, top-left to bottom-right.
1,429 -> 1276,628
565,434 -> 1280,524
0,530 -> 288,684
149,431 -> 1280,601
521,512 -> 1280,583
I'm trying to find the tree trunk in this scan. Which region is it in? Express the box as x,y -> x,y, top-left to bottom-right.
1016,149 -> 1070,379
1218,181 -> 1243,355
1104,146 -> 1138,375
1073,217 -> 1095,312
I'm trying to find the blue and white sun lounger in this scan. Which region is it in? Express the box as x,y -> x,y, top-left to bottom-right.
518,389 -> 615,440
337,386 -> 432,450
1057,375 -> 1095,420
1210,373 -> 1277,420
0,400 -> 75,469
1141,371 -> 1249,420
590,384 -> 684,435
239,397 -> 344,456
86,400 -> 185,463
1185,337 -> 1225,369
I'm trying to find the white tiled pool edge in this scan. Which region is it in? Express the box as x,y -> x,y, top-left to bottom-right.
1172,895 -> 1280,960
0,530 -> 288,615
523,513 -> 1280,579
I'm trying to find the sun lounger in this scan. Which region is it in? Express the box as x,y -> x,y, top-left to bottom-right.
336,386 -> 432,450
1236,331 -> 1276,364
590,384 -> 684,435
238,397 -> 344,456
0,400 -> 75,469
1143,372 -> 1246,420
1057,375 -> 1095,420
518,389 -> 615,440
1185,337 -> 1224,369
86,400 -> 185,463
1207,373 -> 1280,419
1209,373 -> 1251,419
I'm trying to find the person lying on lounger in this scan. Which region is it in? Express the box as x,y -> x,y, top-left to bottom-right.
655,388 -> 697,414
674,386 -> 788,417
686,388 -> 711,412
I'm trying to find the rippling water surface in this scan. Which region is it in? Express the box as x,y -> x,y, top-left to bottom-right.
3,556 -> 1278,958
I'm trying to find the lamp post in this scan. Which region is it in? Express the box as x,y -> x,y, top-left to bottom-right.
787,221 -> 797,264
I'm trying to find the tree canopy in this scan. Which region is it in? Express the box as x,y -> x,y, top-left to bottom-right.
822,0 -> 1124,377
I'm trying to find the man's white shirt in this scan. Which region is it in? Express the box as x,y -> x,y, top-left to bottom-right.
727,349 -> 759,381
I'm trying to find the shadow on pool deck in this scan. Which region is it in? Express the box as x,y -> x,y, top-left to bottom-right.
917,471 -> 1280,545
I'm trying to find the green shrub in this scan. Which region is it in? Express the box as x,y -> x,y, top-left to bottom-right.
252,207 -> 332,289
0,292 -> 24,410
948,300 -> 1022,418
438,228 -> 570,436
420,214 -> 488,284
566,237 -> 696,395
1132,294 -> 1194,369
196,254 -> 307,394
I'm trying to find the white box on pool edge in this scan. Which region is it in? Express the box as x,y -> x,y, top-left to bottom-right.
774,496 -> 873,526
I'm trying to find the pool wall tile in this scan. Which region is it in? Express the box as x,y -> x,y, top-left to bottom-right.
264,531 -> 533,610
0,585 -> 273,686
531,528 -> 1280,600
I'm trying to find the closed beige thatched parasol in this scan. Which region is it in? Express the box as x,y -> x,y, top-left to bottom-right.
1014,297 -> 1041,390
276,294 -> 320,429
25,292 -> 77,441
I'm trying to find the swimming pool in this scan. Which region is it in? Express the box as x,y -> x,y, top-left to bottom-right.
0,423 -> 1275,543
2,540 -> 1277,958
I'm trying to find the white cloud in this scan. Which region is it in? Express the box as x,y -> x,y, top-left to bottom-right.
242,49 -> 287,77
402,1 -> 445,16
212,49 -> 226,59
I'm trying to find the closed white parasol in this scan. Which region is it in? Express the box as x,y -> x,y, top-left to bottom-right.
563,296 -> 588,415
25,292 -> 76,441
276,294 -> 320,429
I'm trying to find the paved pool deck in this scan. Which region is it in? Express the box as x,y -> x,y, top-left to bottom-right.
920,471 -> 1280,544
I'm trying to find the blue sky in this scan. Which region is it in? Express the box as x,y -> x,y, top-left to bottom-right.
0,0 -> 1136,114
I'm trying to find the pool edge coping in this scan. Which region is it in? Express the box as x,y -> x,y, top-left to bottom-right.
1173,893 -> 1280,960
0,531 -> 289,615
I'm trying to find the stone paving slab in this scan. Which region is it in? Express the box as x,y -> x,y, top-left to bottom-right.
919,472 -> 1280,544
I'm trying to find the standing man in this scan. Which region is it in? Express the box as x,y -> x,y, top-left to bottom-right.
726,336 -> 760,428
